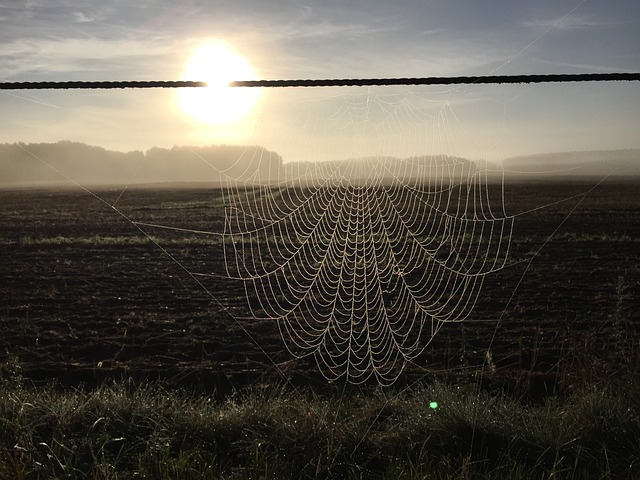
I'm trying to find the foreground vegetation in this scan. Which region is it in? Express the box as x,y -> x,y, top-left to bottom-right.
1,363 -> 639,480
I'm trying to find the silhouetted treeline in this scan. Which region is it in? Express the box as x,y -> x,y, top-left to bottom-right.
0,141 -> 283,185
1,141 -> 638,187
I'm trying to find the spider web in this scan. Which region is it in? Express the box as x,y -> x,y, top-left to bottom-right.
6,80 -> 634,387
212,89 -> 514,385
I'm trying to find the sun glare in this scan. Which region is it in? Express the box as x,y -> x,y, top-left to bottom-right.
178,42 -> 261,125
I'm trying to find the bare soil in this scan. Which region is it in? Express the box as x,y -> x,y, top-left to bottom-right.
1,180 -> 639,396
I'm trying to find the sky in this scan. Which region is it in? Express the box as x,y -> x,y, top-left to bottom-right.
1,0 -> 639,164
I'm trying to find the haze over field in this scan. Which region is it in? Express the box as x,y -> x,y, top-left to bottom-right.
1,141 -> 638,187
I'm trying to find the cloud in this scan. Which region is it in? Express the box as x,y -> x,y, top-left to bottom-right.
522,14 -> 612,31
279,20 -> 396,41
72,11 -> 95,24
0,34 -> 180,81
532,58 -> 635,73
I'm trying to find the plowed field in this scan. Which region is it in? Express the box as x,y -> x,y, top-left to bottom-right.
2,180 -> 639,396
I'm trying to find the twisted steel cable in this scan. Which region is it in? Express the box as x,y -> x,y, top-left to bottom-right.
1,73 -> 639,90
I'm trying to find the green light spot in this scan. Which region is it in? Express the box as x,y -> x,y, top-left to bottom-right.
429,401 -> 438,409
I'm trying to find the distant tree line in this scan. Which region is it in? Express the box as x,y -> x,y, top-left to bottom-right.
2,141 -> 637,186
0,141 -> 284,186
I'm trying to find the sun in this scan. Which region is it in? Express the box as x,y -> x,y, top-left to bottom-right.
177,42 -> 261,125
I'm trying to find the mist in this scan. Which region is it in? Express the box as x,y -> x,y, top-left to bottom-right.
1,141 -> 638,187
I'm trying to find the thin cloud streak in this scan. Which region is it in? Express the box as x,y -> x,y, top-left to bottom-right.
522,15 -> 616,31
1,37 -> 179,80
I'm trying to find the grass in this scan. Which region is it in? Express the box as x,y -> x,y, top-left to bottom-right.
1,361 -> 639,479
